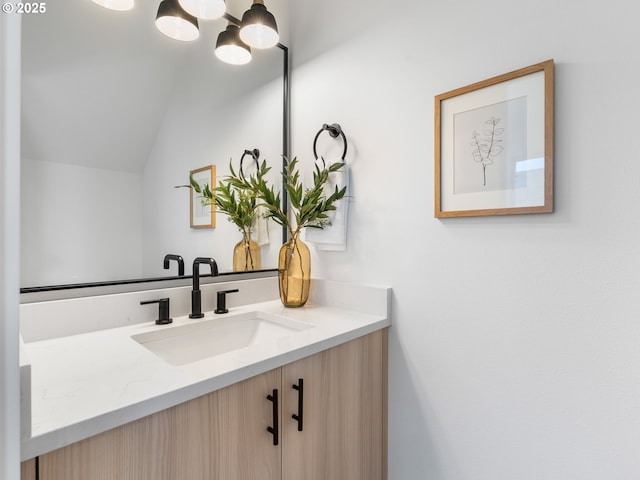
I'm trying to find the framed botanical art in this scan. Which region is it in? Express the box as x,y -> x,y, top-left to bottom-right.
190,165 -> 216,228
435,59 -> 554,218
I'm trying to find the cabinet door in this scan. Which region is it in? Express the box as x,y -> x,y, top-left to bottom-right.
40,393 -> 212,479
21,458 -> 36,480
281,329 -> 387,480
40,368 -> 281,480
209,367 -> 282,480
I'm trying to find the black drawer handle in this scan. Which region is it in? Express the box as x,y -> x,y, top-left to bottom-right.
291,378 -> 304,431
266,389 -> 279,446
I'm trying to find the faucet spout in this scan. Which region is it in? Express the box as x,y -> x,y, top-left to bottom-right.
190,257 -> 218,318
163,254 -> 185,276
192,257 -> 218,290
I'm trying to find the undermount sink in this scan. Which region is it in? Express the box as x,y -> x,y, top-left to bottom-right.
131,311 -> 313,366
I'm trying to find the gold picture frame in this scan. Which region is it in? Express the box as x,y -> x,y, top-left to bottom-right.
190,165 -> 216,228
435,59 -> 554,218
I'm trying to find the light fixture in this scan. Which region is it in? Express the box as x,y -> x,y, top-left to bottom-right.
155,0 -> 199,42
92,0 -> 281,64
91,0 -> 134,11
239,0 -> 279,49
215,23 -> 252,65
178,0 -> 225,20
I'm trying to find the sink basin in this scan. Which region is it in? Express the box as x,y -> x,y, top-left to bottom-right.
131,311 -> 313,366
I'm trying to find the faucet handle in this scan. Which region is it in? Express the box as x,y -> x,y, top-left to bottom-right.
140,298 -> 173,325
215,289 -> 239,314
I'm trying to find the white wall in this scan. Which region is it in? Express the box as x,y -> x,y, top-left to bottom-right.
20,159 -> 143,286
1,9 -> 21,480
290,0 -> 640,478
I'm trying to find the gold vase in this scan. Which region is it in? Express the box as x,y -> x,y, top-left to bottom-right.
233,232 -> 261,272
278,233 -> 310,307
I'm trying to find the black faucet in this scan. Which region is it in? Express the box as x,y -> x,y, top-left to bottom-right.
163,254 -> 185,276
190,257 -> 218,318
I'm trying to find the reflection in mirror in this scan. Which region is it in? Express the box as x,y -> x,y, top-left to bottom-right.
20,0 -> 288,289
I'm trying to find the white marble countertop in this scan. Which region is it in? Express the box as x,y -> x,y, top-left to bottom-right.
20,281 -> 391,461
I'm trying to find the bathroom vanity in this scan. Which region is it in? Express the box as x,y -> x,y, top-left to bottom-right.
19,278 -> 391,480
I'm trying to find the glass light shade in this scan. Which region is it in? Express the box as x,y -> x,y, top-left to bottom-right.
156,0 -> 199,42
215,24 -> 252,65
239,2 -> 279,49
178,0 -> 225,20
91,0 -> 134,11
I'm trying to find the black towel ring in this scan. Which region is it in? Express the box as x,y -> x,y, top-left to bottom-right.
312,123 -> 348,162
239,148 -> 260,177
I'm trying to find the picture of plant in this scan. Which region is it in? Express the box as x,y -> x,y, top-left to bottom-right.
451,97 -> 526,195
189,165 -> 216,228
470,116 -> 504,187
435,59 -> 554,217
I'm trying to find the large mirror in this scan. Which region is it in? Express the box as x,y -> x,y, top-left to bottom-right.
20,0 -> 288,291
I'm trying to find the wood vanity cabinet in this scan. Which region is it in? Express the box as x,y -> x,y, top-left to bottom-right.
281,329 -> 387,480
23,329 -> 387,480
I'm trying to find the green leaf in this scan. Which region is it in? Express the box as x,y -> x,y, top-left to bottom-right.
189,174 -> 202,193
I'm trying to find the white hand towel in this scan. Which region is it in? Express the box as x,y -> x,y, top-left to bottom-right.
305,163 -> 350,251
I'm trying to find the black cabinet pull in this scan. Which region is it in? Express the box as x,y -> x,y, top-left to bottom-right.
266,389 -> 279,446
291,378 -> 304,431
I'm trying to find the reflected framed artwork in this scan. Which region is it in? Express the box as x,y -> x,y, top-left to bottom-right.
435,59 -> 554,218
190,165 -> 216,228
